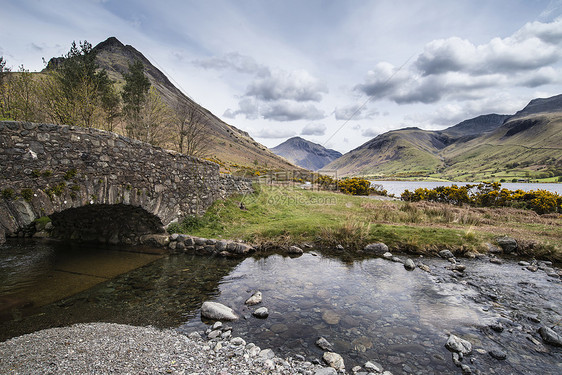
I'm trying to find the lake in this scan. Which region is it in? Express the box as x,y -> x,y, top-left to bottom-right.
370,180 -> 562,197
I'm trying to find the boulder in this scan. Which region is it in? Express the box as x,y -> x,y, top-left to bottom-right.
445,334 -> 472,355
364,242 -> 389,255
245,291 -> 262,306
323,352 -> 345,371
200,301 -> 239,321
496,236 -> 518,253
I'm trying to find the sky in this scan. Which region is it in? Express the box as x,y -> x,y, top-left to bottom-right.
2,0 -> 562,153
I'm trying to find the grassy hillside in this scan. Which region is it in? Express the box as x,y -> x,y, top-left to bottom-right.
440,114 -> 562,181
325,128 -> 446,177
326,105 -> 562,181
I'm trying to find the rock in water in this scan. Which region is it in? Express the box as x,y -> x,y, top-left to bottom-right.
200,301 -> 239,321
245,291 -> 262,306
539,326 -> 562,347
364,242 -> 389,255
316,337 -> 333,351
404,259 -> 416,271
252,307 -> 269,319
323,352 -> 345,371
439,249 -> 455,259
288,245 -> 304,255
445,334 -> 472,355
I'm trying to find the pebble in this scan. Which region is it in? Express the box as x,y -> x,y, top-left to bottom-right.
0,323 -> 329,375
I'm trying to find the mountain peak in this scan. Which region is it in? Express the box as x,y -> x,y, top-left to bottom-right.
94,36 -> 125,50
271,137 -> 342,171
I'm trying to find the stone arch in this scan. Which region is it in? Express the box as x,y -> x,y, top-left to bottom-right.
49,204 -> 165,244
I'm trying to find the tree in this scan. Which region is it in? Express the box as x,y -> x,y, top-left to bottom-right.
43,40 -> 114,127
0,57 -> 12,120
173,99 -> 210,157
131,86 -> 173,146
122,60 -> 150,137
99,83 -> 121,132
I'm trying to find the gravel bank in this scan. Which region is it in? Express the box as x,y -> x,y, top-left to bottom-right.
0,323 -> 332,375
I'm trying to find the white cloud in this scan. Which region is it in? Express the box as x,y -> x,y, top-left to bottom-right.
261,101 -> 325,121
301,123 -> 327,136
334,104 -> 379,120
361,128 -> 379,138
254,127 -> 296,139
246,68 -> 328,102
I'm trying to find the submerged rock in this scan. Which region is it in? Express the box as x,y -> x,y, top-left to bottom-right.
252,307 -> 269,319
201,301 -> 239,321
316,337 -> 333,351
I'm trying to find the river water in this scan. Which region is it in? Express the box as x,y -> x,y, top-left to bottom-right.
371,181 -> 562,197
1,239 -> 561,374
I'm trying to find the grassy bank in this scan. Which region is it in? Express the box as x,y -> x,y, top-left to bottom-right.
169,185 -> 562,261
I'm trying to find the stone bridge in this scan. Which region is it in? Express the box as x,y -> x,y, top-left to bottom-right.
0,121 -> 253,245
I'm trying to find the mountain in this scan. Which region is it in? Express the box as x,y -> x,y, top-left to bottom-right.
325,97 -> 562,181
51,37 -> 298,172
271,137 -> 342,171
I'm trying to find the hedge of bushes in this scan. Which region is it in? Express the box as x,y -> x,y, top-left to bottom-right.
401,182 -> 561,214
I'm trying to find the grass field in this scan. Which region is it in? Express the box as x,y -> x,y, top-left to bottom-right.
169,185 -> 562,261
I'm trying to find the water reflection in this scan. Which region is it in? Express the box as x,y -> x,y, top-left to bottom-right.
1,241 -> 561,374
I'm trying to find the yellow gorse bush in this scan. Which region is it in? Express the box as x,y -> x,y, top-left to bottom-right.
402,182 -> 561,214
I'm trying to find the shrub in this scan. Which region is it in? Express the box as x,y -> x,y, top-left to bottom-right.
401,182 -> 560,214
338,177 -> 372,196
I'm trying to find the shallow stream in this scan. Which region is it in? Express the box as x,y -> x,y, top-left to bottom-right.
1,239 -> 561,374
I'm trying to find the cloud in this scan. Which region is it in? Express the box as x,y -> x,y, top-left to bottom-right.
223,98 -> 259,120
355,18 -> 562,106
517,66 -> 561,87
354,62 -> 412,99
301,123 -> 326,136
254,127 -> 296,139
193,52 -> 269,76
261,101 -> 325,121
246,68 -> 328,102
334,104 -> 379,120
361,128 -> 379,138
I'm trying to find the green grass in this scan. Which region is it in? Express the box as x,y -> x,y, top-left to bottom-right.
170,185 -> 562,260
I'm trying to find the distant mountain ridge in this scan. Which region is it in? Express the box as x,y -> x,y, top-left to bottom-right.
271,136 -> 342,171
326,96 -> 562,181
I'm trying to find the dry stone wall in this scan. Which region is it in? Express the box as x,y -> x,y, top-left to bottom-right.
0,121 -> 253,244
